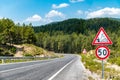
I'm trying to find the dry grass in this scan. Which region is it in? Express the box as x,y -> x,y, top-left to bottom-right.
14,44 -> 60,57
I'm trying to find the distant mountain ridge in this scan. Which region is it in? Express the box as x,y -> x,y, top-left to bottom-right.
111,18 -> 120,22
33,18 -> 120,34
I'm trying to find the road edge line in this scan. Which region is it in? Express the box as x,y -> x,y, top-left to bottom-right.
77,55 -> 86,70
0,62 -> 42,73
48,59 -> 74,80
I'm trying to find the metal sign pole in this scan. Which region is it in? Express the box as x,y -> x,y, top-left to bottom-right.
102,60 -> 104,79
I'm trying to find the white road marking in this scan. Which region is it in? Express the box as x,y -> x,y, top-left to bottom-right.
0,62 -> 42,73
77,55 -> 85,70
0,60 -> 41,66
48,59 -> 75,80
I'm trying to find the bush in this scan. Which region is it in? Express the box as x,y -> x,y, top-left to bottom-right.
81,54 -> 101,72
3,51 -> 13,56
23,53 -> 33,57
116,58 -> 120,66
10,47 -> 16,53
108,58 -> 117,64
0,48 -> 4,52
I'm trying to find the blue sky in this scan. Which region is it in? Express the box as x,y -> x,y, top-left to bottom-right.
0,0 -> 120,25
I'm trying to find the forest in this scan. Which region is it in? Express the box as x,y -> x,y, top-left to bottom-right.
0,18 -> 120,55
34,18 -> 120,53
0,18 -> 36,55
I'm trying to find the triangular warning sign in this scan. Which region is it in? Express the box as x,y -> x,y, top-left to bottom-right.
92,27 -> 112,45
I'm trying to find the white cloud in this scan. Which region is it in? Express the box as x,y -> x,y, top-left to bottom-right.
23,10 -> 65,25
85,11 -> 89,15
26,14 -> 42,22
86,7 -> 120,18
43,18 -> 53,23
52,3 -> 69,9
45,10 -> 65,18
70,0 -> 84,3
77,10 -> 83,14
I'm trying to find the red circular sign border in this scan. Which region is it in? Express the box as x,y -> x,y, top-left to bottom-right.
95,46 -> 110,60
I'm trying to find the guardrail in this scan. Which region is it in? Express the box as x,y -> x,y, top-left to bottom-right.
0,56 -> 55,64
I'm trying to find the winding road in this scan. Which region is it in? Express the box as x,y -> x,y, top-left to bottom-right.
0,54 -> 88,80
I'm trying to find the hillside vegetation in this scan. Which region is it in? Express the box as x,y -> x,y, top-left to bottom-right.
0,18 -> 55,56
15,44 -> 57,57
34,18 -> 120,53
0,18 -> 120,59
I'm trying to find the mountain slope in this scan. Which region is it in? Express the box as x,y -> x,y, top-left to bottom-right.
34,18 -> 120,34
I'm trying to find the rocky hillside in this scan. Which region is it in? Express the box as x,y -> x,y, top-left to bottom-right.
14,44 -> 56,57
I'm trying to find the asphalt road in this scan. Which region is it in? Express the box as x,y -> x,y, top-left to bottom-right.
0,54 -> 88,80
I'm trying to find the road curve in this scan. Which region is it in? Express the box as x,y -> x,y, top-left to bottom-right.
0,54 -> 87,80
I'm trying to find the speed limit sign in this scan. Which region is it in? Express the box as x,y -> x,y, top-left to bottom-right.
95,46 -> 110,60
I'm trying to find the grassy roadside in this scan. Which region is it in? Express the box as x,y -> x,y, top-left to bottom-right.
80,51 -> 120,80
108,50 -> 120,66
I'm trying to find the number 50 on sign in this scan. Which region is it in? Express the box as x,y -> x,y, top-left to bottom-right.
95,46 -> 110,60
